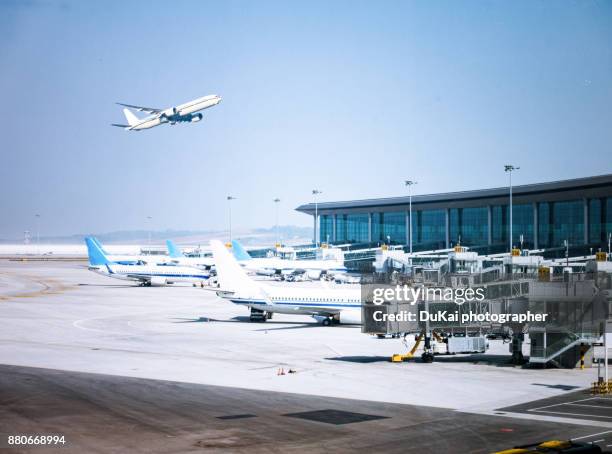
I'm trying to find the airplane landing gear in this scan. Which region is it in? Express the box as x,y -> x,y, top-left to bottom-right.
249,308 -> 271,322
421,334 -> 435,363
321,316 -> 340,326
421,352 -> 434,363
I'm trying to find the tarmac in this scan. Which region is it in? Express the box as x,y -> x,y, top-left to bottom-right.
0,259 -> 609,452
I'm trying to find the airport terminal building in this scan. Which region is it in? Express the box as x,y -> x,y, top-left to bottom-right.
296,174 -> 612,254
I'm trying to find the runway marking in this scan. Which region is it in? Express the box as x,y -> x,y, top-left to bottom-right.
0,271 -> 72,301
529,397 -> 599,412
532,409 -> 612,419
525,397 -> 612,424
572,430 -> 612,440
567,404 -> 612,409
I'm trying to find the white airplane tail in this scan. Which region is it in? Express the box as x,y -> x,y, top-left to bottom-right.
122,108 -> 140,127
210,240 -> 267,297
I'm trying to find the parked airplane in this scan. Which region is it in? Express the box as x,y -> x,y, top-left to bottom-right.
230,240 -> 347,279
112,94 -> 221,131
85,238 -> 209,286
90,237 -> 165,265
166,240 -> 215,270
211,240 -> 361,324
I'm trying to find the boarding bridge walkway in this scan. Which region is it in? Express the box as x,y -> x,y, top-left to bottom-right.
529,331 -> 600,365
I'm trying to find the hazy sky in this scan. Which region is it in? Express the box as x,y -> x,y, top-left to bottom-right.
1,0 -> 611,238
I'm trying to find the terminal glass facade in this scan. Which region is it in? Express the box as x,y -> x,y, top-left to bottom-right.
590,199 -> 602,244
491,204 -> 534,248
538,200 -> 584,248
315,196 -> 612,251
449,207 -> 488,247
335,215 -> 347,243
346,214 -> 369,243
608,198 -> 612,241
512,204 -> 534,248
319,215 -> 333,244
382,211 -> 406,244
589,198 -> 612,244
371,213 -> 382,243
371,212 -> 406,244
411,209 -> 446,250
491,206 -> 506,246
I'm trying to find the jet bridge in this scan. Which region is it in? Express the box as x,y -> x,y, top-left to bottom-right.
361,257 -> 612,367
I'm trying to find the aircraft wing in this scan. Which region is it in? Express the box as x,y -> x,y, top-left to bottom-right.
116,103 -> 163,114
298,306 -> 340,316
126,274 -> 151,282
111,123 -> 129,128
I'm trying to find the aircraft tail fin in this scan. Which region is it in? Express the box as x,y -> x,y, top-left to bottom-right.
92,237 -> 110,255
166,240 -> 184,258
85,237 -> 110,266
210,240 -> 265,295
122,108 -> 140,127
230,240 -> 252,261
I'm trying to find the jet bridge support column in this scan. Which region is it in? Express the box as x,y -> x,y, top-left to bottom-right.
422,300 -> 434,363
510,332 -> 525,365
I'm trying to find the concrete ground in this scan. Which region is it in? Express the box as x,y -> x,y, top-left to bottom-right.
0,260 -> 608,452
1,364 -> 608,454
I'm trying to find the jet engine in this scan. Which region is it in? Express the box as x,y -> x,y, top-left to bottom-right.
338,309 -> 361,325
190,113 -> 203,122
150,276 -> 167,286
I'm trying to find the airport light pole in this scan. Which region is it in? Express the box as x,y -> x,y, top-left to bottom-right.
504,165 -> 520,253
146,216 -> 152,254
273,198 -> 281,247
404,180 -> 417,254
227,196 -> 236,243
35,214 -> 40,255
312,190 -> 322,247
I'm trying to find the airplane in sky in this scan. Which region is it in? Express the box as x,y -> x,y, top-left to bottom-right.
112,94 -> 221,131
85,238 -> 210,287
230,240 -> 347,279
211,240 -> 361,324
166,240 -> 215,270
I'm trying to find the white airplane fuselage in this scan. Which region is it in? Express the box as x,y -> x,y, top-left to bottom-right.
130,95 -> 221,130
222,284 -> 362,324
90,263 -> 210,286
211,240 -> 361,324
168,256 -> 215,270
240,257 -> 347,277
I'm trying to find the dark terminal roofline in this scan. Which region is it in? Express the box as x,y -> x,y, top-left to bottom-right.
295,173 -> 612,214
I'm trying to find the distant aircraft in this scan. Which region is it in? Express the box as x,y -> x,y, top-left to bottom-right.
85,238 -> 209,287
230,240 -> 347,280
112,94 -> 221,131
90,237 -> 161,265
211,240 -> 361,324
166,240 -> 215,270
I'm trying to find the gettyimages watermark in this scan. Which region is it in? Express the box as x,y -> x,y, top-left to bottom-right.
361,284 -> 550,327
371,285 -> 485,306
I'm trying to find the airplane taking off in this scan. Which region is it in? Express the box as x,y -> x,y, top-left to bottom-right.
85,238 -> 209,286
230,240 -> 347,279
211,240 -> 361,324
112,94 -> 221,131
166,240 -> 215,270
